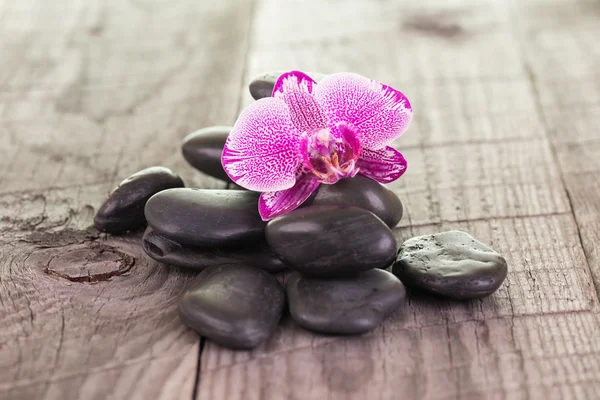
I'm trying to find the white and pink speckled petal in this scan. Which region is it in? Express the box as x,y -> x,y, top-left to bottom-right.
258,172 -> 320,220
314,73 -> 412,150
222,97 -> 302,192
357,146 -> 408,184
272,70 -> 318,97
272,71 -> 328,134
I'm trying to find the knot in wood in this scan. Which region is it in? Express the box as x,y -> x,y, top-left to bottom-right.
45,243 -> 135,282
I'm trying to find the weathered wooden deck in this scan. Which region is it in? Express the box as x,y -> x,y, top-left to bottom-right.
1,0 -> 599,399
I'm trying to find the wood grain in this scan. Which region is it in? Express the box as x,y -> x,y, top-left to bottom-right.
512,0 -> 600,297
2,0 -> 600,399
199,312 -> 600,400
0,0 -> 256,399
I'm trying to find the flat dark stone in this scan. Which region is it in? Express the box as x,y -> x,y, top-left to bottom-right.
306,176 -> 403,228
286,270 -> 406,335
392,230 -> 508,299
142,227 -> 286,272
181,126 -> 232,182
178,265 -> 285,349
94,166 -> 184,234
145,188 -> 266,247
249,71 -> 327,100
266,205 -> 397,276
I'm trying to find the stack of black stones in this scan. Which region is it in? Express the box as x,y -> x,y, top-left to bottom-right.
93,73 -> 508,350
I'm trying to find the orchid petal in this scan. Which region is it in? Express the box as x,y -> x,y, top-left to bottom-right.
357,146 -> 408,184
222,97 -> 301,192
314,73 -> 412,150
272,70 -> 328,134
259,171 -> 320,220
272,70 -> 318,97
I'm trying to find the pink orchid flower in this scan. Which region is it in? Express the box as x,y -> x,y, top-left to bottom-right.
222,71 -> 412,221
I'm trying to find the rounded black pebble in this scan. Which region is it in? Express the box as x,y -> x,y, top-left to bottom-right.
142,227 -> 286,272
392,230 -> 508,300
178,265 -> 286,349
266,205 -> 397,276
181,126 -> 232,182
307,176 -> 403,228
286,270 -> 406,335
94,166 -> 184,234
145,188 -> 266,247
249,71 -> 327,100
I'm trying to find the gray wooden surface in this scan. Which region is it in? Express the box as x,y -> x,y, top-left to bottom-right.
1,0 -> 599,399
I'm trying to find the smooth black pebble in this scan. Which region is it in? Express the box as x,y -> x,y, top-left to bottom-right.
307,176 -> 403,228
142,227 -> 286,272
392,230 -> 508,299
286,270 -> 406,335
178,265 -> 286,349
249,71 -> 327,100
145,188 -> 266,247
181,126 -> 232,182
266,205 -> 397,276
94,166 -> 184,234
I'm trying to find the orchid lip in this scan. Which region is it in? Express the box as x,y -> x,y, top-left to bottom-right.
300,125 -> 362,184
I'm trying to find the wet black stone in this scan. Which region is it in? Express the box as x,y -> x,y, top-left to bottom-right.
306,176 -> 403,228
286,270 -> 406,335
249,71 -> 327,100
178,265 -> 286,349
142,227 -> 286,272
94,166 -> 184,234
266,205 -> 397,276
145,188 -> 266,247
181,126 -> 232,182
392,230 -> 508,300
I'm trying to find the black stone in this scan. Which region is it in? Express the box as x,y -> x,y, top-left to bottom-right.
306,176 -> 403,228
181,126 -> 232,182
266,205 -> 397,276
226,182 -> 245,190
286,269 -> 406,334
145,188 -> 266,247
249,71 -> 327,100
178,265 -> 286,349
392,230 -> 508,300
142,227 -> 286,272
94,166 -> 184,234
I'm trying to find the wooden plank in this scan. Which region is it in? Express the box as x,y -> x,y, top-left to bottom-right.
198,0 -> 600,398
0,0 -> 256,399
0,0 -> 252,194
535,103 -> 600,295
0,233 -> 199,400
510,0 -> 600,299
199,312 -> 600,400
394,139 -> 569,227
